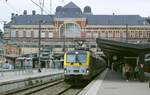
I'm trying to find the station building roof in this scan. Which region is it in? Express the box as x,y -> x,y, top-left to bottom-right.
6,2 -> 149,26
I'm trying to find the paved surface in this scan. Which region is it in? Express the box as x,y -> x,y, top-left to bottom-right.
79,69 -> 150,95
97,70 -> 150,95
0,69 -> 63,83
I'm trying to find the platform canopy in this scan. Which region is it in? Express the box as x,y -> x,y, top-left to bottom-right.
96,38 -> 150,57
96,38 -> 150,82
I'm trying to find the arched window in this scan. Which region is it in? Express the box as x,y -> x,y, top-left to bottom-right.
60,23 -> 80,38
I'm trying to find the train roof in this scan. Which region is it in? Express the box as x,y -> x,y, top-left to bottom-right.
66,50 -> 88,54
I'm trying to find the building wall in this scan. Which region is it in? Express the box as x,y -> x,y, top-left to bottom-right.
6,25 -> 55,39
4,22 -> 150,43
21,47 -> 38,54
4,44 -> 20,55
0,45 -> 5,64
85,25 -> 150,42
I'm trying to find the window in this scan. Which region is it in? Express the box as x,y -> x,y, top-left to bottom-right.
31,31 -> 34,38
49,32 -> 53,38
139,31 -> 143,38
67,54 -> 76,63
23,31 -> 26,37
60,23 -> 80,38
11,31 -> 17,37
77,54 -> 86,63
26,31 -> 31,37
130,31 -> 135,38
148,31 -> 150,37
16,31 -> 18,38
108,31 -> 113,37
41,31 -> 45,38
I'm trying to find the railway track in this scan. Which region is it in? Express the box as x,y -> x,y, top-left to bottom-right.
56,87 -> 82,95
2,79 -> 83,95
29,82 -> 83,95
1,79 -> 64,95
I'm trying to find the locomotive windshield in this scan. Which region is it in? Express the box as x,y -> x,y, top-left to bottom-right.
66,54 -> 76,63
66,52 -> 87,63
77,54 -> 86,63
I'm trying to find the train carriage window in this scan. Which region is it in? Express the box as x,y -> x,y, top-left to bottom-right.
67,54 -> 76,63
77,54 -> 86,63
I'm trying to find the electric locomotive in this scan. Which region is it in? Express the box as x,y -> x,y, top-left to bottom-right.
64,50 -> 106,83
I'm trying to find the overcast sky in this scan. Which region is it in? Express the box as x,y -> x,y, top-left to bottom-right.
0,0 -> 150,31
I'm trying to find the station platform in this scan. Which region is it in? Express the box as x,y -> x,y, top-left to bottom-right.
0,68 -> 64,92
0,68 -> 63,83
79,69 -> 150,95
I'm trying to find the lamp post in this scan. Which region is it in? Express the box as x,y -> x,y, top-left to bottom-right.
38,2 -> 44,72
30,0 -> 44,71
63,23 -> 66,53
38,20 -> 41,71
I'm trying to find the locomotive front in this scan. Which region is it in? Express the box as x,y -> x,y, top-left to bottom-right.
64,50 -> 90,80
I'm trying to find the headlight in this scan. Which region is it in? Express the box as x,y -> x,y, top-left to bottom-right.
75,52 -> 78,54
86,69 -> 89,73
64,69 -> 67,73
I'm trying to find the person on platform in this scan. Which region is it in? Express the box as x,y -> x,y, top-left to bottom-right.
134,65 -> 139,80
122,64 -> 126,78
125,64 -> 130,82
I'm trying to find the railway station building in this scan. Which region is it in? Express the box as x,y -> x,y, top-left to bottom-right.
3,1 -> 150,55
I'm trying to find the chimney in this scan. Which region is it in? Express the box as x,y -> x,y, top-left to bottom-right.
15,14 -> 18,16
23,10 -> 27,15
113,13 -> 115,16
32,10 -> 36,15
11,13 -> 15,20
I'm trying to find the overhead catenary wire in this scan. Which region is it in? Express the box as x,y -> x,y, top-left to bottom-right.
4,0 -> 20,14
0,0 -> 17,31
2,0 -> 50,15
30,0 -> 50,15
50,0 -> 52,14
